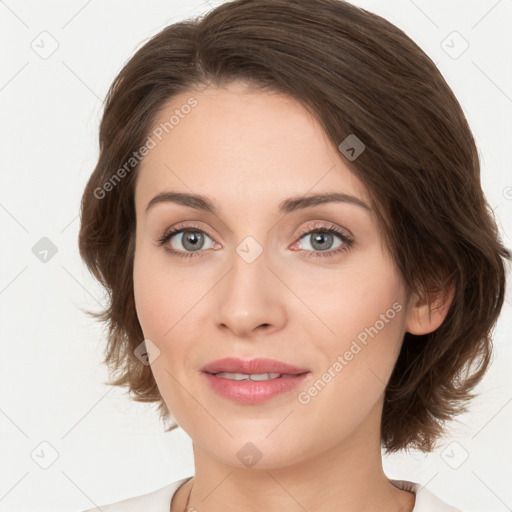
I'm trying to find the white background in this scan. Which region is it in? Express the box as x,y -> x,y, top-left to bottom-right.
1,1 -> 511,511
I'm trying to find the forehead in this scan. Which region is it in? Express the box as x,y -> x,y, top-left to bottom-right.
135,81 -> 370,212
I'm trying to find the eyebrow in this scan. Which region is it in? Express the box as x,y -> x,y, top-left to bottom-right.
144,191 -> 371,215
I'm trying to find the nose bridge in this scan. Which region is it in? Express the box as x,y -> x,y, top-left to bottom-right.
213,234 -> 286,337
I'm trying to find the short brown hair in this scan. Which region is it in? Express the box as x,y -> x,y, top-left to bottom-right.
78,0 -> 511,453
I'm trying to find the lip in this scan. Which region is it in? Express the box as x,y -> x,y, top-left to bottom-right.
202,372 -> 310,404
201,358 -> 311,405
201,357 -> 309,375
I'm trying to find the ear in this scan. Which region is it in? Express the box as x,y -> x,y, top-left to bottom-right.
405,280 -> 455,335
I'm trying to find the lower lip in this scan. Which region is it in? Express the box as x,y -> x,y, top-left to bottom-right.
202,372 -> 310,404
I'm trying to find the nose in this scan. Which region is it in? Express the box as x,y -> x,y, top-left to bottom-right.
213,248 -> 287,339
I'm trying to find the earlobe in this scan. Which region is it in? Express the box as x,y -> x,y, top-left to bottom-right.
405,283 -> 455,335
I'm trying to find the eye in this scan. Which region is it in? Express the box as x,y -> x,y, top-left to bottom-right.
292,222 -> 353,259
156,222 -> 354,260
156,223 -> 218,259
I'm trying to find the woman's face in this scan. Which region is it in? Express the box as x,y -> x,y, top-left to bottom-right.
133,80 -> 413,467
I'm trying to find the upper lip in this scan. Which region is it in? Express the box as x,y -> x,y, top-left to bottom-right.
201,357 -> 309,375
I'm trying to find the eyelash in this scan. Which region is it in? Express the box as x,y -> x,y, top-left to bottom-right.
156,222 -> 354,260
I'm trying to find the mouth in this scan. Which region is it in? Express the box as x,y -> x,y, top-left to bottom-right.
202,372 -> 311,406
200,358 -> 311,404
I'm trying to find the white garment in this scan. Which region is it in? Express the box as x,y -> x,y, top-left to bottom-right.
81,476 -> 464,511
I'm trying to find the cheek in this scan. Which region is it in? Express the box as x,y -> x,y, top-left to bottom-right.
336,286 -> 404,348
307,257 -> 405,346
298,289 -> 406,443
133,242 -> 176,339
132,249 -> 193,416
133,246 -> 210,361
133,264 -> 162,339
309,255 -> 407,388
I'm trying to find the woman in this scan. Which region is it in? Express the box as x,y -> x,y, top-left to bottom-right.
78,0 -> 511,510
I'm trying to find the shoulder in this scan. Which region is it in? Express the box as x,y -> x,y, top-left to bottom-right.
81,476 -> 193,512
390,479 -> 464,512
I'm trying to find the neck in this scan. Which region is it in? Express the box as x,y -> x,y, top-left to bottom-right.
172,397 -> 415,512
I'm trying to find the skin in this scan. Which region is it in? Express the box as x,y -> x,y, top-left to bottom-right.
132,80 -> 453,512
